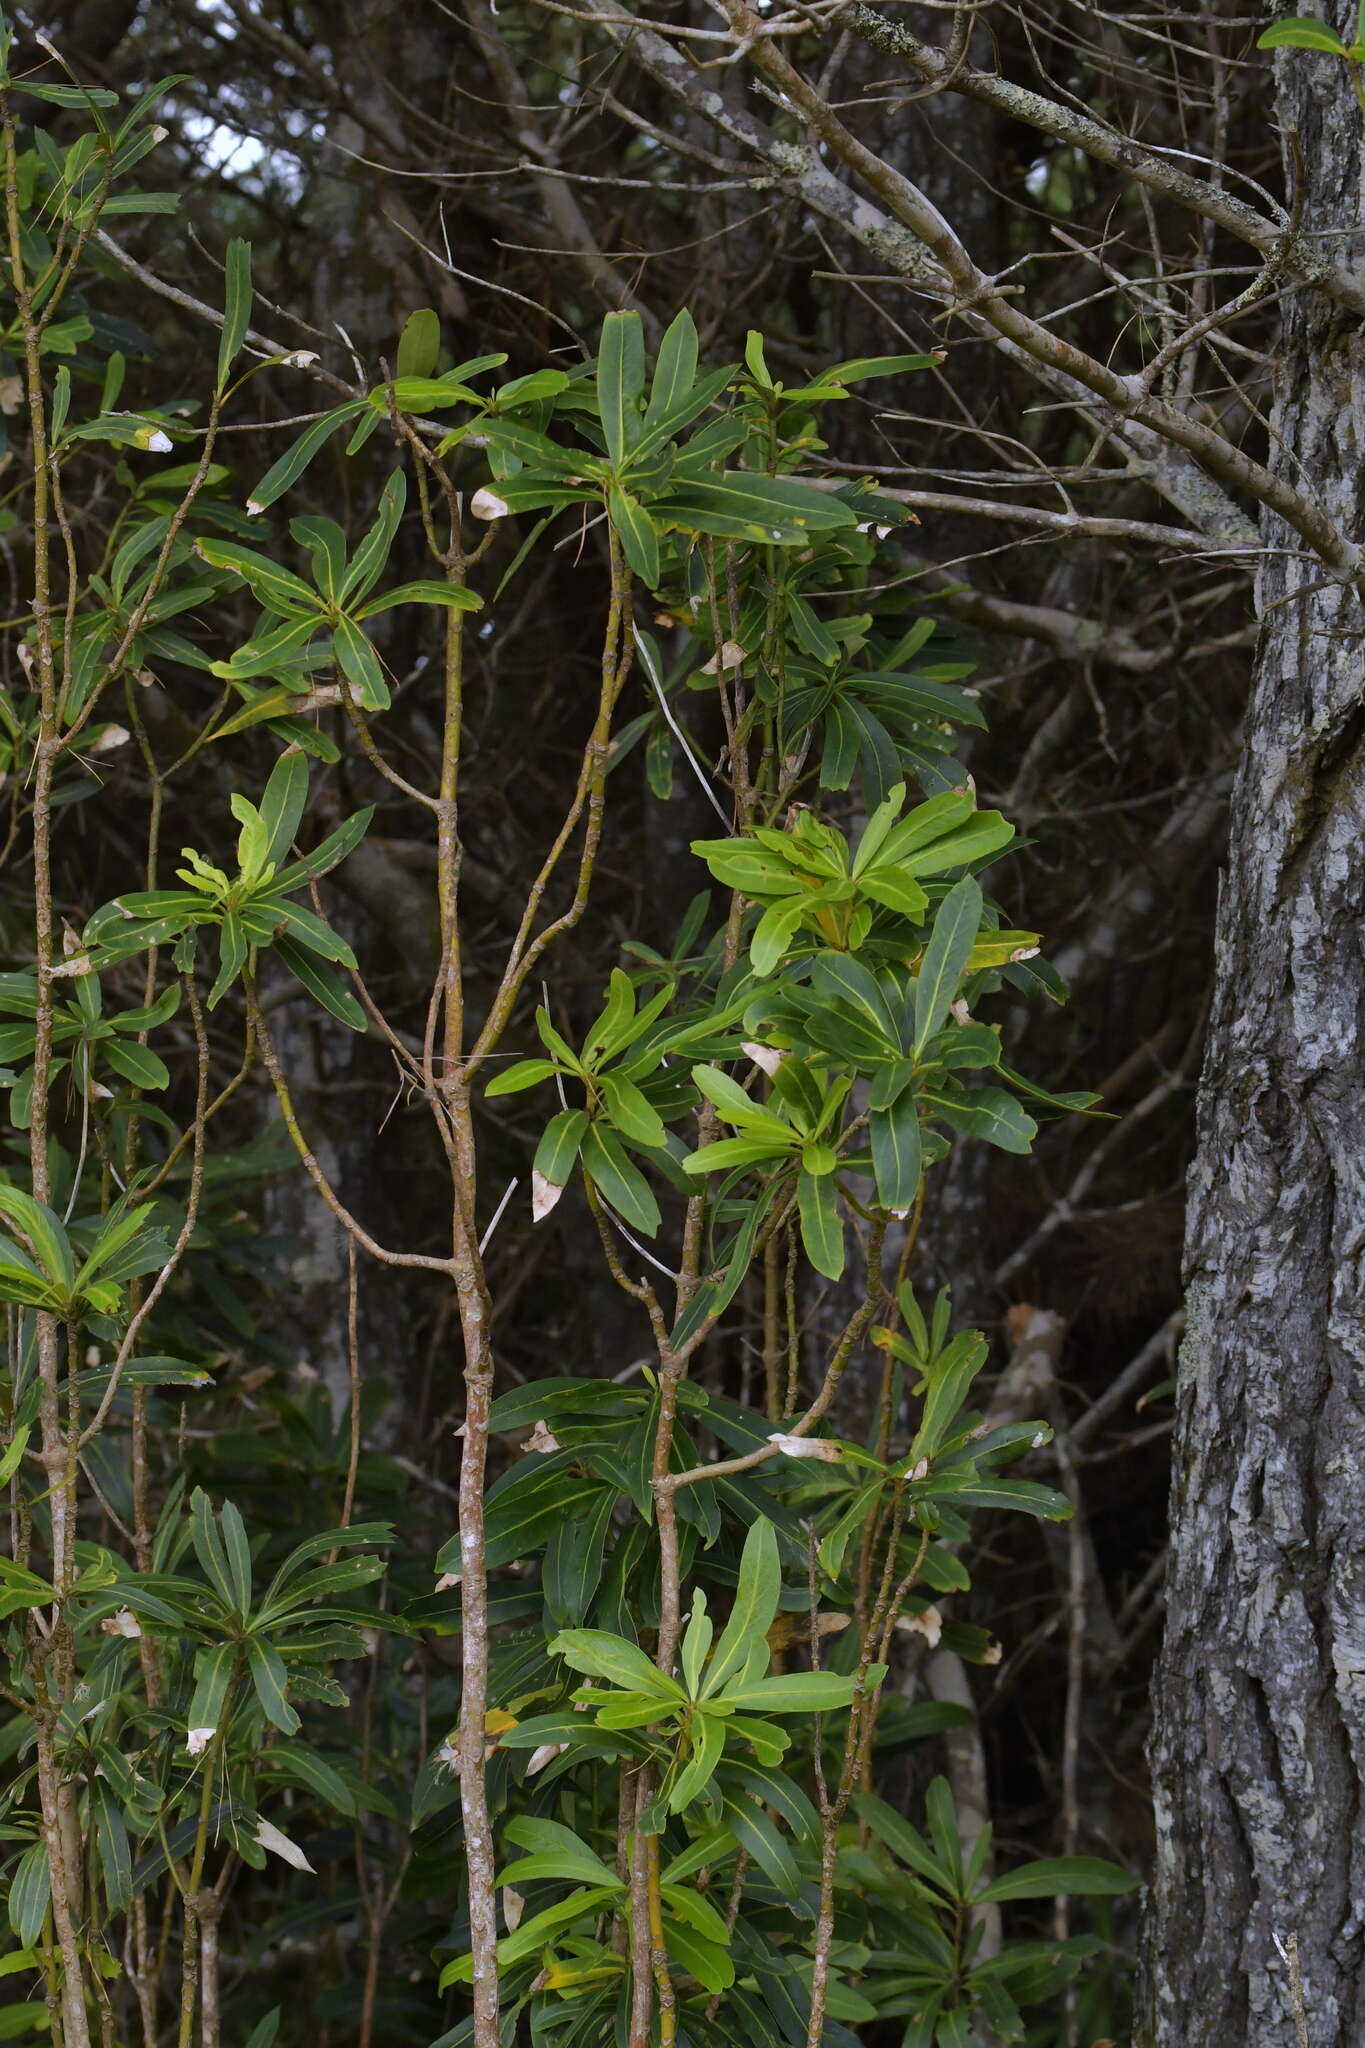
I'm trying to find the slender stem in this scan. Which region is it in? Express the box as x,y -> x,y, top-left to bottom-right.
646,1829 -> 675,2046
628,1769 -> 653,2047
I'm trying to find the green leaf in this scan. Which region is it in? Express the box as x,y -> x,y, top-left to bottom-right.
340,470 -> 407,605
494,368 -> 570,406
680,1589 -> 713,1697
264,1522 -> 392,1598
438,1886 -> 620,1987
543,1487 -> 613,1625
810,953 -> 900,1049
851,785 -> 909,876
265,1744 -> 357,1816
580,1121 -> 661,1236
975,1855 -> 1136,1904
247,1637 -> 300,1735
189,1489 -> 238,1607
918,1472 -> 1072,1520
608,484 -> 660,587
50,364 -> 71,442
922,1085 -> 1037,1155
332,615 -> 390,712
274,937 -> 366,1031
249,899 -> 353,967
859,866 -> 929,921
662,1914 -> 734,1994
355,577 -> 483,619
582,966 -> 642,1061
914,877 -> 982,1054
15,81 -> 120,107
396,307 -> 442,379
186,1641 -> 236,1736
632,362 -> 736,463
369,373 -> 487,413
691,1065 -> 794,1141
211,616 -> 322,684
76,1211 -> 168,1316
644,307 -> 700,432
660,472 -> 856,543
660,1880 -> 731,1950
744,330 -> 773,389
259,749 -> 309,869
822,351 -> 943,384
852,1791 -> 957,1896
290,514 -> 347,599
271,807 -> 374,892
715,1668 -> 870,1713
725,1795 -> 801,1898
872,792 -> 973,869
598,1074 -> 666,1148
92,1782 -> 132,1912
485,1058 -> 561,1098
900,812 -> 1014,878
217,238 -> 253,392
871,1091 -> 922,1213
798,1164 -> 844,1280
246,403 -> 367,513
533,1108 -> 589,1193
7,1841 -> 49,1948
907,1329 -> 988,1467
0,1188 -> 74,1293
682,1136 -> 790,1175
1257,15 -> 1350,51
208,911 -> 247,1010
502,1816 -> 621,1889
550,1627 -> 685,1698
821,699 -> 861,789
751,897 -> 808,977
0,1426 -> 29,1488
218,1498 -> 254,1612
0,1556 -> 54,1619
196,537 -> 320,618
701,1517 -> 780,1698
598,310 -> 646,468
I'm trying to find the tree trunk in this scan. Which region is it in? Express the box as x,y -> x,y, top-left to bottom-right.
1142,35 -> 1365,2044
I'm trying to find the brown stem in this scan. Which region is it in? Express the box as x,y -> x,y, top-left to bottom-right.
35,1719 -> 92,2048
198,1902 -> 221,2048
628,1767 -> 654,2047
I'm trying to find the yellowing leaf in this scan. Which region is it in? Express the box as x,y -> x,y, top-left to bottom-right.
965,930 -> 1042,969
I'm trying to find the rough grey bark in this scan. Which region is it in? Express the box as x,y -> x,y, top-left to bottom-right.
1142,35 -> 1365,2045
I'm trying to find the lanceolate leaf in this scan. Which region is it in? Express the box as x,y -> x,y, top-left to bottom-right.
659,473 -> 856,544
702,1518 -> 780,1698
871,1090 -> 922,1213
8,1841 -> 50,1947
597,310 -> 646,469
356,578 -> 483,619
643,306 -> 699,432
332,614 -> 390,711
247,1637 -> 301,1734
275,937 -> 366,1030
914,877 -> 982,1053
217,237 -> 253,392
975,1854 -> 1136,1903
797,1164 -> 844,1280
580,1121 -> 661,1236
551,1627 -> 685,1698
607,484 -> 661,587
194,538 -> 320,618
247,403 -> 368,513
